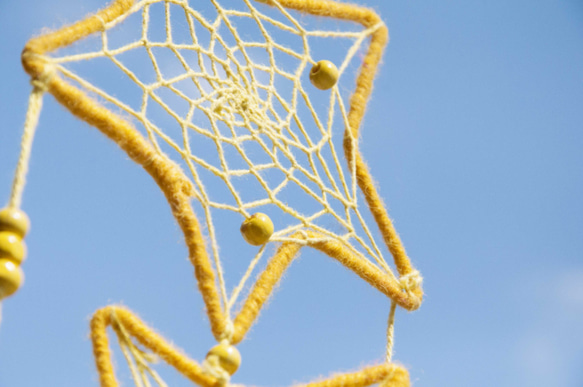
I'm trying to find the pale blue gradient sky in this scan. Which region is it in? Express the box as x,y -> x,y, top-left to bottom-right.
1,1 -> 582,386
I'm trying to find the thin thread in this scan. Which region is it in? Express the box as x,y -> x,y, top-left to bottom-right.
8,73 -> 52,209
219,318 -> 235,343
386,301 -> 397,363
228,245 -> 266,310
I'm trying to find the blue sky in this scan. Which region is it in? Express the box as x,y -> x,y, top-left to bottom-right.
0,1 -> 582,386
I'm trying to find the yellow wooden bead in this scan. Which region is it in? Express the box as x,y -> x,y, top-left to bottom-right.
309,60 -> 339,90
240,213 -> 274,246
0,258 -> 24,299
0,207 -> 30,238
0,231 -> 26,264
206,343 -> 241,375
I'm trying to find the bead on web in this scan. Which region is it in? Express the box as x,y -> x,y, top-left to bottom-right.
309,60 -> 339,90
240,213 -> 274,246
205,341 -> 242,375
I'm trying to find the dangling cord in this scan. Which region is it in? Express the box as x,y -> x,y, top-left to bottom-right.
8,73 -> 51,209
385,271 -> 423,363
385,300 -> 397,363
1,68 -> 52,336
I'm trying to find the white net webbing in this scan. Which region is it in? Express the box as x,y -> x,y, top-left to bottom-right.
44,0 -> 395,318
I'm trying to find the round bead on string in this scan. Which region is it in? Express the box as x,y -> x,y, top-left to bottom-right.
0,259 -> 24,300
0,208 -> 29,299
309,60 -> 339,90
0,232 -> 26,264
0,207 -> 30,238
240,213 -> 274,246
206,342 -> 241,375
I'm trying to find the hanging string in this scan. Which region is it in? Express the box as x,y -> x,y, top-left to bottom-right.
385,301 -> 397,363
386,271 -> 423,363
1,67 -> 52,337
8,71 -> 51,209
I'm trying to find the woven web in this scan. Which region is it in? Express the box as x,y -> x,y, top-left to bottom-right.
46,0 -> 394,321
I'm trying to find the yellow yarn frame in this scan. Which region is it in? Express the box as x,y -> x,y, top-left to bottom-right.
21,0 -> 423,385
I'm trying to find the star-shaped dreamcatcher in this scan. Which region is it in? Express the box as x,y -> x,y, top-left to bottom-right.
1,0 -> 424,385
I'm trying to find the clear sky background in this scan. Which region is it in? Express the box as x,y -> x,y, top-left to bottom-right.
0,1 -> 582,386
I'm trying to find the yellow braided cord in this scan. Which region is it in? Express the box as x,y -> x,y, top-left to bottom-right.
91,306 -> 218,387
93,306 -> 410,387
16,0 -> 424,385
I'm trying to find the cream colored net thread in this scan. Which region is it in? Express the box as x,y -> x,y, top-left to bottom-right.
49,0 -> 395,316
30,0 -> 404,380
